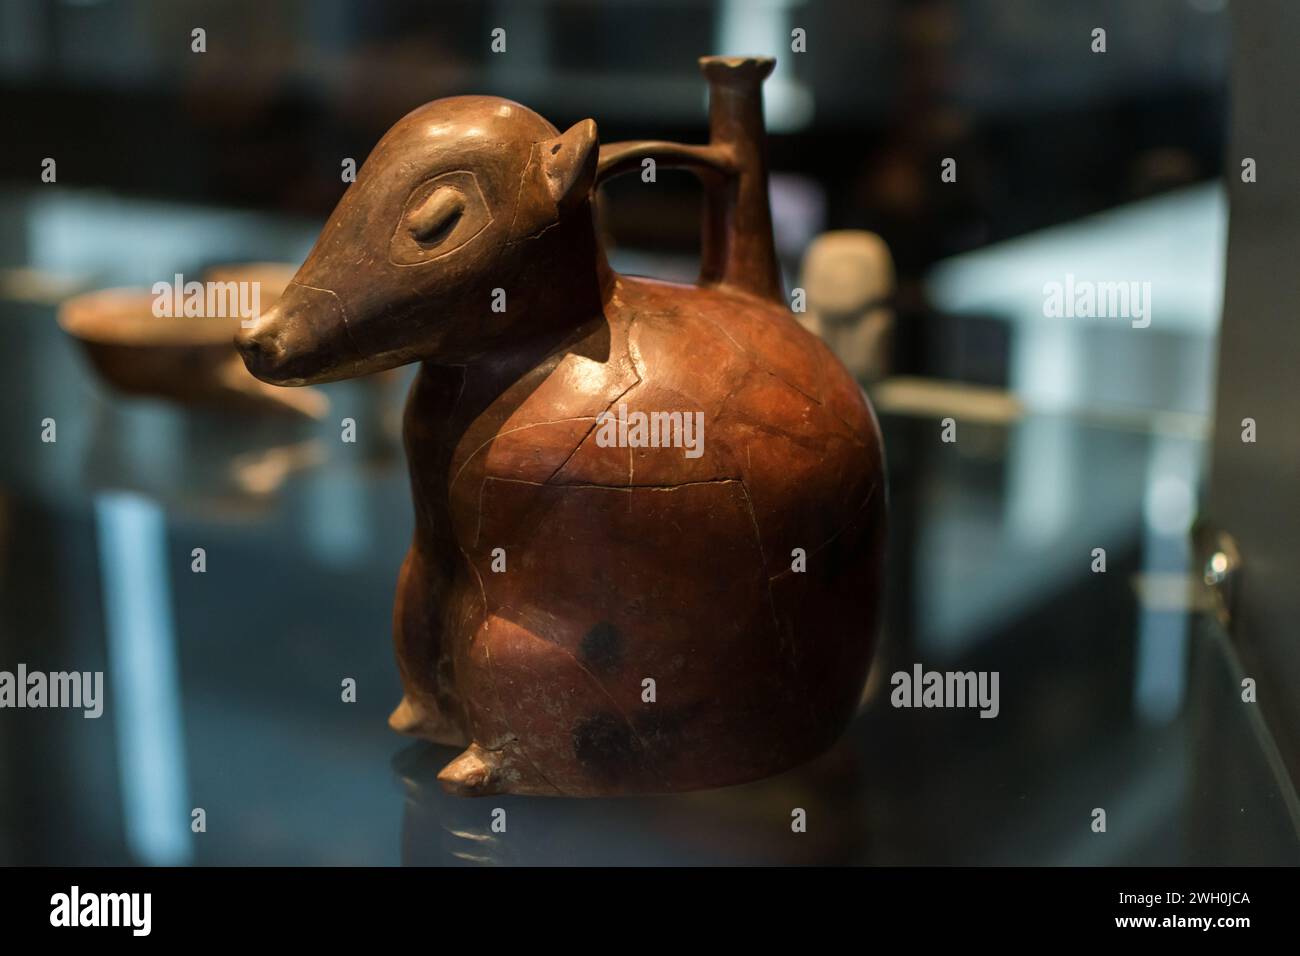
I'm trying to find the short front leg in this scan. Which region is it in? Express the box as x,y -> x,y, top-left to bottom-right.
391,545 -> 467,747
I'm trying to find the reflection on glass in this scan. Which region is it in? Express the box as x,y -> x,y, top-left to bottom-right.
94,491 -> 191,865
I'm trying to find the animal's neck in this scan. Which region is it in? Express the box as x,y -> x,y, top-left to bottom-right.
424,208 -> 614,379
507,210 -> 614,331
406,211 -> 615,456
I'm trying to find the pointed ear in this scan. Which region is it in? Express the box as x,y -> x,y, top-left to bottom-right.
540,119 -> 598,213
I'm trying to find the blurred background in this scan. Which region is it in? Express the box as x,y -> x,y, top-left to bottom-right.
1,0 -> 1298,865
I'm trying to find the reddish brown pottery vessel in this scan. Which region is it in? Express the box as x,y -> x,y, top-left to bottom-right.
238,55 -> 886,797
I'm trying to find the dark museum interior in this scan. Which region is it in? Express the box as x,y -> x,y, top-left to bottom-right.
1,0 -> 1298,869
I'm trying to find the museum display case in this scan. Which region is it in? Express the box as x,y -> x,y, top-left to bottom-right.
0,0 -> 1297,913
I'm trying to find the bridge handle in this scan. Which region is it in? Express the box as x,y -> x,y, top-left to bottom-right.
594,56 -> 784,305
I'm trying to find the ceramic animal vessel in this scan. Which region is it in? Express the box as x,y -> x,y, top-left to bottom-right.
238,56 -> 886,796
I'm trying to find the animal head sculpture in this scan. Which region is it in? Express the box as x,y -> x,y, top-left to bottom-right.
238,97 -> 600,384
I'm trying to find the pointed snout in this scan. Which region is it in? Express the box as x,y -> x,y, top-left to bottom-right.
235,303 -> 285,378
236,284 -> 353,385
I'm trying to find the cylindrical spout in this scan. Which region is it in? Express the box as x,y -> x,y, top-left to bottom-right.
697,55 -> 783,304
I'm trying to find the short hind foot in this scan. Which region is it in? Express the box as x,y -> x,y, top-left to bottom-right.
388,695 -> 468,747
437,741 -> 562,797
437,743 -> 504,796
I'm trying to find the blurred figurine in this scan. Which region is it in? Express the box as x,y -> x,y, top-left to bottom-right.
796,230 -> 895,383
